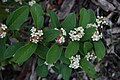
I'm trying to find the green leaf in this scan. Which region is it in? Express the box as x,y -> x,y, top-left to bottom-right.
62,13 -> 76,32
81,27 -> 96,41
79,42 -> 84,54
87,9 -> 96,23
79,8 -> 90,28
53,62 -> 61,73
4,42 -> 24,60
36,64 -> 48,77
0,9 -> 9,22
93,40 -> 106,59
83,42 -> 93,54
6,5 -> 29,30
36,44 -> 49,59
37,57 -> 45,66
30,3 -> 44,29
0,39 -> 6,62
60,51 -> 70,65
48,10 -> 60,28
43,29 -> 61,42
80,58 -> 97,78
12,43 -> 37,64
65,41 -> 79,58
60,64 -> 72,80
46,43 -> 63,64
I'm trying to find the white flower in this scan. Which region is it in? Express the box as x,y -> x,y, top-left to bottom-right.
0,32 -> 7,38
0,24 -> 7,38
54,28 -> 67,36
1,24 -> 7,30
86,23 -> 98,29
69,55 -> 81,69
85,51 -> 97,61
5,8 -> 9,12
44,61 -> 54,68
30,26 -> 36,33
91,30 -> 103,41
54,28 -> 66,44
60,28 -> 66,36
36,30 -> 43,36
30,38 -> 39,44
30,27 -> 43,43
54,28 -> 59,30
96,16 -> 108,28
56,35 -> 65,44
86,16 -> 108,30
29,0 -> 36,6
69,27 -> 84,41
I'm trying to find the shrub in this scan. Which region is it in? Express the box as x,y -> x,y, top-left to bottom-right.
0,0 -> 108,79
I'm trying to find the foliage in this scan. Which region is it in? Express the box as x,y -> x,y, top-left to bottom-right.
0,1 -> 107,79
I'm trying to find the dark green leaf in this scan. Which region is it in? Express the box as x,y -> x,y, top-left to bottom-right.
46,43 -> 63,64
37,57 -> 45,66
43,29 -> 61,42
80,58 -> 97,78
12,43 -> 37,63
53,62 -> 61,73
81,27 -> 96,41
65,41 -> 79,58
60,64 -> 72,80
4,42 -> 24,60
79,42 -> 84,54
60,51 -> 70,65
36,64 -> 48,77
83,42 -> 93,54
0,9 -> 9,22
79,8 -> 90,28
62,13 -> 76,32
48,10 -> 60,28
6,6 -> 29,30
87,9 -> 96,23
30,3 -> 44,29
93,40 -> 106,59
0,39 -> 6,62
36,44 -> 49,59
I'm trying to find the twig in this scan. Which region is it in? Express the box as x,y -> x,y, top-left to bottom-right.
113,52 -> 120,60
107,12 -> 114,19
0,72 -> 3,80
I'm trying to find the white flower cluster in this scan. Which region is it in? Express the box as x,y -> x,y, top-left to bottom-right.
30,27 -> 43,44
86,23 -> 98,29
85,51 -> 97,61
91,30 -> 103,41
96,16 -> 108,28
89,16 -> 108,41
69,55 -> 81,69
0,24 -> 7,38
55,28 -> 66,44
69,27 -> 84,41
60,28 -> 67,36
29,0 -> 36,6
